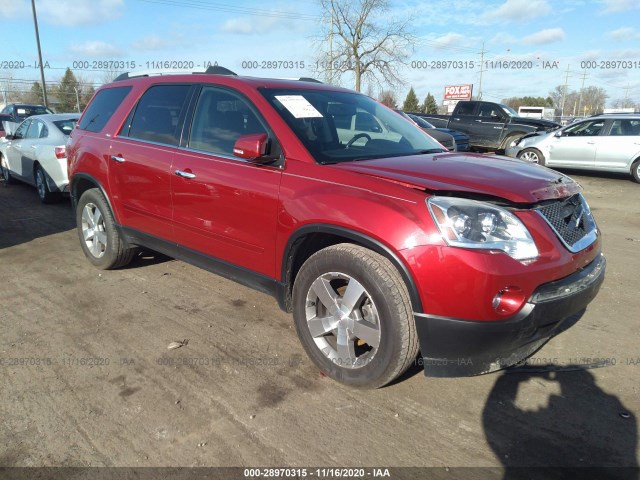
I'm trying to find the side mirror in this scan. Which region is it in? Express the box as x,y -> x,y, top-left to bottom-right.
4,134 -> 13,140
232,133 -> 269,161
554,131 -> 563,138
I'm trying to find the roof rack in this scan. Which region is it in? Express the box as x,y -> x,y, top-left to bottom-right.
113,65 -> 238,82
111,68 -> 322,84
589,112 -> 638,116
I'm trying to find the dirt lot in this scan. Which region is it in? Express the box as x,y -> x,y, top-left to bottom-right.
0,170 -> 638,476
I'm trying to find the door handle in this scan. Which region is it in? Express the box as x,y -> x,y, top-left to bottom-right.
474,119 -> 483,122
31,145 -> 37,149
175,169 -> 196,179
586,141 -> 595,144
111,155 -> 126,163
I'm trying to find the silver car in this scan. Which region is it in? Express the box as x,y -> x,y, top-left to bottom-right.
1,113 -> 80,203
505,114 -> 640,183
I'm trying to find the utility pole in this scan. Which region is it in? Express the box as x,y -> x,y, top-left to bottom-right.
31,0 -> 48,108
74,86 -> 81,113
477,42 -> 486,100
560,64 -> 571,119
623,83 -> 630,108
576,71 -> 588,116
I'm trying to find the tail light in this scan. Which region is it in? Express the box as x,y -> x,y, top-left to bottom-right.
54,146 -> 66,159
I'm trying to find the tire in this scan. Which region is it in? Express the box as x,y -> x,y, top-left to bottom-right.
76,188 -> 136,269
1,155 -> 15,185
35,165 -> 60,204
292,243 -> 418,388
632,160 -> 640,183
518,148 -> 546,166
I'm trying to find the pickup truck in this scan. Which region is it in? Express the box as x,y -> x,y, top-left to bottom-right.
418,100 -> 560,152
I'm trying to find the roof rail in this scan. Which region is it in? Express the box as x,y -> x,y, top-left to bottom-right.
298,77 -> 323,83
204,65 -> 237,75
112,65 -> 238,82
589,112 -> 638,116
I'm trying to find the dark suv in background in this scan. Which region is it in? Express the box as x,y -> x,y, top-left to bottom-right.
67,68 -> 605,388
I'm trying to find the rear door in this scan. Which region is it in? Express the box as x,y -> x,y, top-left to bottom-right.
171,85 -> 282,278
467,102 -> 506,148
111,84 -> 193,242
449,101 -> 477,144
594,119 -> 640,170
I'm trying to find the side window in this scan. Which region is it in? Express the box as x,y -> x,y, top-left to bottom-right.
189,87 -> 268,156
609,119 -> 640,136
78,86 -> 132,133
565,120 -> 604,137
477,104 -> 503,119
26,120 -> 46,139
455,102 -> 475,116
13,119 -> 31,139
125,85 -> 191,146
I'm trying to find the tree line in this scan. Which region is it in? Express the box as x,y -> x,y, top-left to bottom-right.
2,68 -> 96,113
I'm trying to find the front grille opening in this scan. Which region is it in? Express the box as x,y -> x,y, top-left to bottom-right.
535,194 -> 597,252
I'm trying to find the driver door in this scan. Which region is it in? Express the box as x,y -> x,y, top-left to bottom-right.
546,119 -> 602,167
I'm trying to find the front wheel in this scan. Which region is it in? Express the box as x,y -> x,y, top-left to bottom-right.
518,147 -> 546,166
76,188 -> 136,269
292,244 -> 418,388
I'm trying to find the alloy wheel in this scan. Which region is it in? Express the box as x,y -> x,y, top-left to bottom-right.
304,272 -> 381,369
81,202 -> 108,258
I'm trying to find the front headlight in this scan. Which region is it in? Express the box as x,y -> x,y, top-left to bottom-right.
427,197 -> 539,260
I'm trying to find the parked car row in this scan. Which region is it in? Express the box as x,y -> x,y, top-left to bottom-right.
420,100 -> 560,152
394,110 -> 470,152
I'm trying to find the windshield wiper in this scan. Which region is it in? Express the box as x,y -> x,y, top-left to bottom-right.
414,149 -> 447,154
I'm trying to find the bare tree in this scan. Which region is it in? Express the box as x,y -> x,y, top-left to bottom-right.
314,0 -> 415,91
378,90 -> 397,108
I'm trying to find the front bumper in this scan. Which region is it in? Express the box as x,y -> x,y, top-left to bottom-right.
414,253 -> 606,377
504,145 -> 523,158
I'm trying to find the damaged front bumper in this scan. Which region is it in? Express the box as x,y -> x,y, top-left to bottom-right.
414,253 -> 606,377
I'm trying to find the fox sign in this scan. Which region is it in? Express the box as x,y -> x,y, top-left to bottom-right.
443,84 -> 473,101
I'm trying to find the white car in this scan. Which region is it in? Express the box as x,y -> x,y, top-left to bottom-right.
1,113 -> 80,203
505,114 -> 640,183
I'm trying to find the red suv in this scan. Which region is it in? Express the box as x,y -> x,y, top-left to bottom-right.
67,68 -> 605,388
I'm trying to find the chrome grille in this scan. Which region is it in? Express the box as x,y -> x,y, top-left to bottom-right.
535,194 -> 597,252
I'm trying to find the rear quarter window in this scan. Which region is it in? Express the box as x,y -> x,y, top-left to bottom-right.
78,86 -> 132,133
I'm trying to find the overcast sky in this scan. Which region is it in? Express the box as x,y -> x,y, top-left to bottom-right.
1,0 -> 639,107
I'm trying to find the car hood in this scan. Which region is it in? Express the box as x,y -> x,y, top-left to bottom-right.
512,117 -> 560,130
331,152 -> 580,203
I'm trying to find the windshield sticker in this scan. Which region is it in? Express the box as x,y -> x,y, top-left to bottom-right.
275,95 -> 323,118
17,108 -> 27,114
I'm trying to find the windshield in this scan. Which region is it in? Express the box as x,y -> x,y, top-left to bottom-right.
260,88 -> 445,164
53,118 -> 78,135
501,105 -> 518,117
15,105 -> 54,121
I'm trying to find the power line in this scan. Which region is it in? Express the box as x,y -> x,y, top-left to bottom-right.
135,0 -> 319,20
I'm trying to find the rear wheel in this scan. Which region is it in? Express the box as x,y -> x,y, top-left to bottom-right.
35,165 -> 59,204
632,160 -> 640,183
518,148 -> 546,166
76,188 -> 136,269
1,155 -> 15,185
292,244 -> 418,388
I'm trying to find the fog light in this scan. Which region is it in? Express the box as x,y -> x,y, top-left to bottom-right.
492,287 -> 526,315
